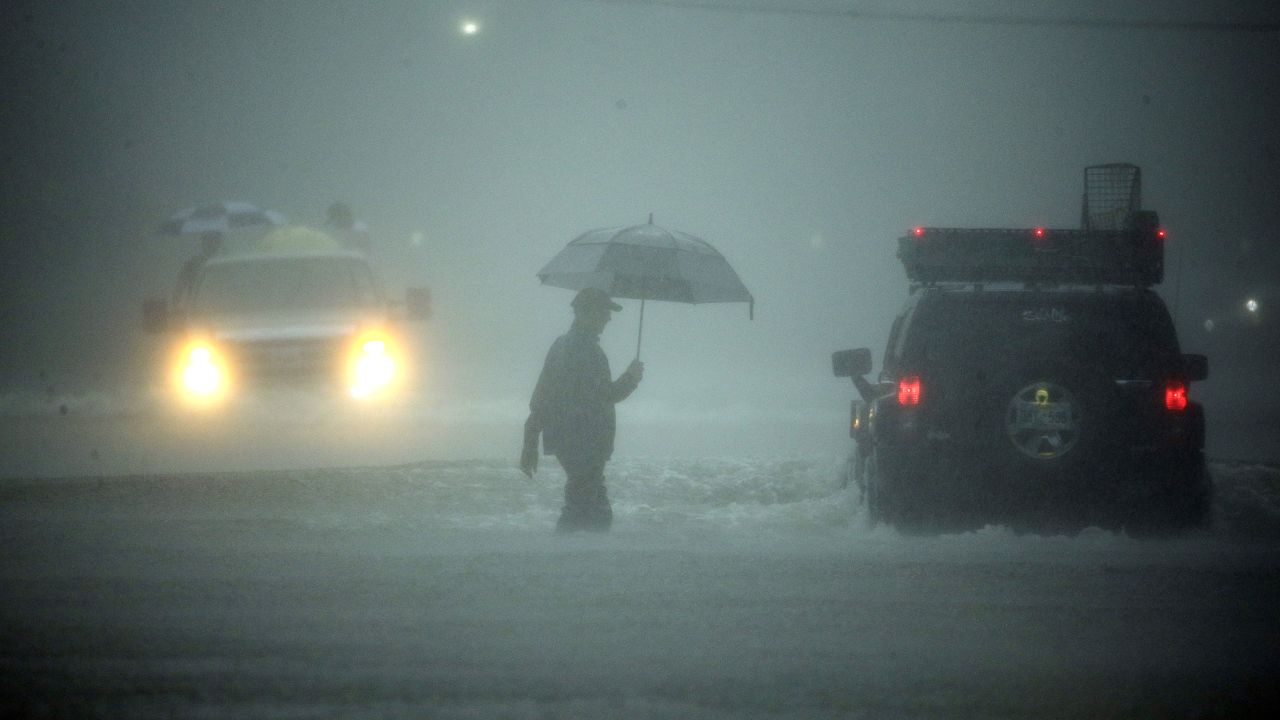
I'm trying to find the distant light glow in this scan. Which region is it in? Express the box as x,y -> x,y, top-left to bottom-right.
1203,318 -> 1214,332
1156,228 -> 1167,239
1033,227 -> 1045,238
1245,298 -> 1260,314
912,226 -> 925,237
460,19 -> 481,35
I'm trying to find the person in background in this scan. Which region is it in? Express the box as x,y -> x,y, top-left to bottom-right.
521,287 -> 644,532
325,201 -> 371,254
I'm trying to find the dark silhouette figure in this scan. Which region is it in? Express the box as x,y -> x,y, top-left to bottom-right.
522,287 -> 644,532
325,201 -> 371,254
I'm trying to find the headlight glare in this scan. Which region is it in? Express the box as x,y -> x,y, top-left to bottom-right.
349,333 -> 398,398
176,341 -> 228,403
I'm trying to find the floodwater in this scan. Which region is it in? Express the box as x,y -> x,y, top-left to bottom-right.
3,447 -> 1279,718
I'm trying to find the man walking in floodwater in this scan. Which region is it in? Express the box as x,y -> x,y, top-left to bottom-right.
522,287 -> 644,532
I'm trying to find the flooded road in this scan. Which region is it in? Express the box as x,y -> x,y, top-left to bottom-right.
3,459 -> 1278,718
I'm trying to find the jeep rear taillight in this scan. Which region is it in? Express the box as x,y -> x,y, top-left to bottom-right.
1165,381 -> 1188,412
898,376 -> 922,406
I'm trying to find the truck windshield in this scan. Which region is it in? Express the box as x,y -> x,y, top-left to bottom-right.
193,256 -> 380,315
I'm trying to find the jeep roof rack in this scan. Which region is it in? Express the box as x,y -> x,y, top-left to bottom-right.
897,212 -> 1164,287
898,163 -> 1164,287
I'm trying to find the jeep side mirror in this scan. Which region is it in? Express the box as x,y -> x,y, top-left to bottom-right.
405,287 -> 432,321
142,298 -> 169,334
832,348 -> 873,378
1182,353 -> 1208,382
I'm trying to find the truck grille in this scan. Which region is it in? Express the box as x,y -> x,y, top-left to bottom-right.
231,337 -> 346,380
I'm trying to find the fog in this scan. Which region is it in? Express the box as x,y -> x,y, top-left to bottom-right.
3,0 -> 1277,469
3,4 -> 1280,716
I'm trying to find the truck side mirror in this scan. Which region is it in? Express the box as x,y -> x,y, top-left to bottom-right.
405,287 -> 432,321
1182,353 -> 1208,382
142,298 -> 169,334
832,348 -> 872,378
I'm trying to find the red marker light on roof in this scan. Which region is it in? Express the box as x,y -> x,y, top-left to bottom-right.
1033,227 -> 1045,238
912,226 -> 925,237
1156,228 -> 1167,239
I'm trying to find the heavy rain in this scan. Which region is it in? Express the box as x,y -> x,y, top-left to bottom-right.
2,1 -> 1279,717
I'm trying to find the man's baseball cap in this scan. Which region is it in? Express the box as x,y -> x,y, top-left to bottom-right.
571,287 -> 622,312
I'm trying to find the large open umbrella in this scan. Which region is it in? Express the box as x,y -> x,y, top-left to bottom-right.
537,216 -> 753,357
159,201 -> 286,237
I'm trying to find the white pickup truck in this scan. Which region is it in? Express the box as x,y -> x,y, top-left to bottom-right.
143,247 -> 430,407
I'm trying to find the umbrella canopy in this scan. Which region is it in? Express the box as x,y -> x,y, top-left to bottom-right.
538,219 -> 753,357
159,201 -> 287,237
538,221 -> 753,309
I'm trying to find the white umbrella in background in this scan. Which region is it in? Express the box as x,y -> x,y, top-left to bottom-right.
158,201 -> 286,237
538,215 -> 754,358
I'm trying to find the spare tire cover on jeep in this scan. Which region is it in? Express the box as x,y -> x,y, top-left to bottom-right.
1005,378 -> 1082,460
988,356 -> 1114,468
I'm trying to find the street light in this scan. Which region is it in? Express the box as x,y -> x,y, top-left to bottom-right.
460,19 -> 481,36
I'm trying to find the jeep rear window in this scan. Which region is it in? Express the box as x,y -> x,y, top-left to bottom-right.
904,291 -> 1179,371
193,257 -> 380,315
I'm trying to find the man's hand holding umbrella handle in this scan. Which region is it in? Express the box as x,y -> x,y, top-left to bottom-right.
624,359 -> 644,385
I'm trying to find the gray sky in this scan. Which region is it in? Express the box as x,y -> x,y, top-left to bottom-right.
2,0 -> 1278,458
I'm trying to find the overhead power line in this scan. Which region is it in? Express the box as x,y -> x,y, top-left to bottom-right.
573,0 -> 1280,32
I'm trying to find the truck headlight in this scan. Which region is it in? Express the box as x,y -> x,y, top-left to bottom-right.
349,335 -> 398,398
176,341 -> 228,403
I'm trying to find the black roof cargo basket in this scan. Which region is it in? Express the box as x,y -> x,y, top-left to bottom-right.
898,210 -> 1164,287
1081,163 -> 1142,231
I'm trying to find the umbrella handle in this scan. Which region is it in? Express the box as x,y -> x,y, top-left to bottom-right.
635,298 -> 645,360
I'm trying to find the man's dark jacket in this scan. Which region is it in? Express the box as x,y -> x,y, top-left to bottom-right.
526,323 -> 638,460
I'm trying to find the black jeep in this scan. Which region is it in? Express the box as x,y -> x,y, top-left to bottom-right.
833,166 -> 1211,535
